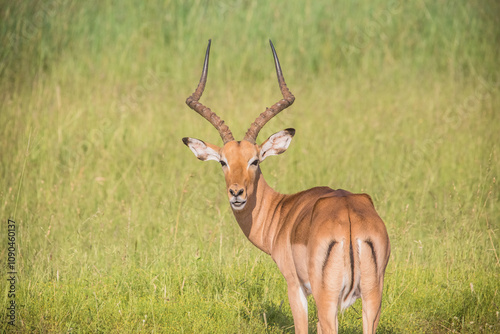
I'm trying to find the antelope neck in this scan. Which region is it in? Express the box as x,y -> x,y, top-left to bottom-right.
231,171 -> 285,255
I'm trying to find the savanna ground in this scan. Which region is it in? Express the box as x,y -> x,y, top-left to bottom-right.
1,0 -> 499,333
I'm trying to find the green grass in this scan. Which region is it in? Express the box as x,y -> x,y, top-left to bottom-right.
1,0 -> 499,332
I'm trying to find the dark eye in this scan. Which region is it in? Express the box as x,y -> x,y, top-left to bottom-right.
250,159 -> 259,166
220,160 -> 227,167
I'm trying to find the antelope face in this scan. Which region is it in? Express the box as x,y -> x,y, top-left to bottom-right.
220,140 -> 259,210
183,129 -> 295,211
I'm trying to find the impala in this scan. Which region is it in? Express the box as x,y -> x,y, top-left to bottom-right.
182,40 -> 390,334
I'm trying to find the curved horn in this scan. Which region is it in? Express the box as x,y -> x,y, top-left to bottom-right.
186,39 -> 234,144
243,40 -> 295,144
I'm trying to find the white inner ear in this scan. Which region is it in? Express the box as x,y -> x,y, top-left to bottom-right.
259,130 -> 293,162
186,138 -> 220,162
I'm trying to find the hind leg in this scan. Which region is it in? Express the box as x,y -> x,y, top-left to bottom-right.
315,296 -> 339,334
361,282 -> 383,334
309,243 -> 344,334
359,240 -> 387,334
360,252 -> 384,334
311,275 -> 339,334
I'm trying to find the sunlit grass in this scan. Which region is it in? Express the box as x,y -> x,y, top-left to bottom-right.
1,0 -> 499,332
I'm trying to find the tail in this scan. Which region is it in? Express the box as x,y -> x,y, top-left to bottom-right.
339,205 -> 361,311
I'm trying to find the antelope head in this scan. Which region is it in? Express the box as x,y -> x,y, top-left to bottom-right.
182,40 -> 295,211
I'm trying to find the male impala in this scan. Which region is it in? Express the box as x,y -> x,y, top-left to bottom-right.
182,40 -> 390,334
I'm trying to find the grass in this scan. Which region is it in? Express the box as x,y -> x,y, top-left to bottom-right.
1,0 -> 499,332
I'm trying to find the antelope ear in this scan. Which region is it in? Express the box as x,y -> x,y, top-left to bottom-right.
259,128 -> 295,162
182,137 -> 221,162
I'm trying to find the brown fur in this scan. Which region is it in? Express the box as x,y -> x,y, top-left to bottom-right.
183,40 -> 390,333
184,139 -> 390,333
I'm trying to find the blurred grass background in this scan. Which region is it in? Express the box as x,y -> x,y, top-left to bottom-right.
0,0 -> 499,332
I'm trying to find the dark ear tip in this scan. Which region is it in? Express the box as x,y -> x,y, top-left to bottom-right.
182,137 -> 190,145
285,128 -> 296,137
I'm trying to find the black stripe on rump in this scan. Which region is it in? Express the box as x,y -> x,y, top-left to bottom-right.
322,240 -> 337,274
365,239 -> 378,274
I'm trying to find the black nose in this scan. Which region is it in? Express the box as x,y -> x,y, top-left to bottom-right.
229,188 -> 244,197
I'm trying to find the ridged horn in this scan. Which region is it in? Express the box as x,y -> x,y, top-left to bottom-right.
243,40 -> 295,144
186,39 -> 234,144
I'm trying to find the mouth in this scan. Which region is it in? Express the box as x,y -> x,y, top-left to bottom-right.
230,199 -> 247,210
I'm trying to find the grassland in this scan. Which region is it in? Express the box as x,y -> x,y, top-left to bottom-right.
1,0 -> 499,332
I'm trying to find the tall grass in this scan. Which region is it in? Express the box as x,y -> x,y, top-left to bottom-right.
1,0 -> 499,332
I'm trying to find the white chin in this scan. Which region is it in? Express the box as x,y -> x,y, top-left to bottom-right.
230,201 -> 247,211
